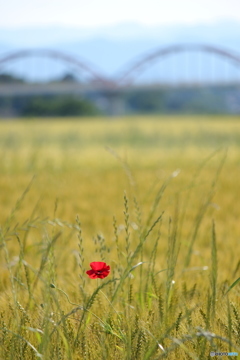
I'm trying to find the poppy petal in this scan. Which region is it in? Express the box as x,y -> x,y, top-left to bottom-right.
86,261 -> 110,279
90,262 -> 107,271
89,273 -> 99,279
86,269 -> 98,279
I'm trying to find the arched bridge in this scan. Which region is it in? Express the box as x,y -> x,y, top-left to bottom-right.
117,44 -> 240,85
0,48 -> 113,86
0,44 -> 240,94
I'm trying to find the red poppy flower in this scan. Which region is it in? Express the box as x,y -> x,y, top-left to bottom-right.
86,262 -> 110,279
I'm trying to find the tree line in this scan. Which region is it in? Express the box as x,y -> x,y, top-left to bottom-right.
0,73 -> 239,116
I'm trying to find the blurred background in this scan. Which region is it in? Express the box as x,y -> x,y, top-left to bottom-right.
0,0 -> 240,117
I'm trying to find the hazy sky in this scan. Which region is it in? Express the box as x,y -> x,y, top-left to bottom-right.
1,0 -> 240,28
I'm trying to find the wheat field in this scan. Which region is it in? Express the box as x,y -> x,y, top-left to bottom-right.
0,115 -> 240,359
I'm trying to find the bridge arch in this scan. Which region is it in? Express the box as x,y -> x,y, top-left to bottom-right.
1,45 -> 240,87
117,44 -> 240,85
0,48 -> 111,86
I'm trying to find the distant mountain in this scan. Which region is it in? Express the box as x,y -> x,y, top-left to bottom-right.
1,20 -> 240,45
0,21 -> 240,81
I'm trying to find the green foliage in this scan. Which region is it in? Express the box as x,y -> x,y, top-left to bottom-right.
0,95 -> 101,117
22,96 -> 100,117
0,73 -> 25,83
125,85 -> 240,115
0,76 -> 239,116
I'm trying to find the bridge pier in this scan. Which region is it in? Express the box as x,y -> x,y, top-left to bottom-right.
88,89 -> 126,116
106,91 -> 126,116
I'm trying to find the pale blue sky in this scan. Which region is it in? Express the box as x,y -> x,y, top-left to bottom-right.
1,0 -> 240,28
